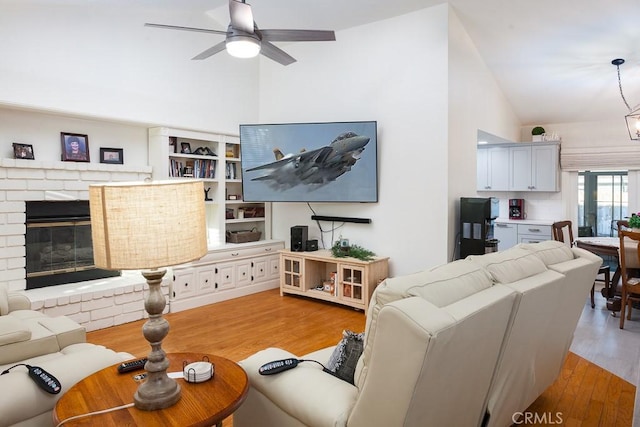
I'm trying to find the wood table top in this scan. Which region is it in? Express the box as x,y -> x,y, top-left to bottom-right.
53,352 -> 248,427
574,236 -> 621,257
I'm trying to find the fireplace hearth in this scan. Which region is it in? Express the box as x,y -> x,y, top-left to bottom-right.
25,201 -> 120,289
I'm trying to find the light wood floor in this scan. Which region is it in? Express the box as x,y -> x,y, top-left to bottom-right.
87,288 -> 635,426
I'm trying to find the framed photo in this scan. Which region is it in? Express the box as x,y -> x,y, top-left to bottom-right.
99,147 -> 124,164
12,143 -> 35,160
180,142 -> 191,154
61,132 -> 90,162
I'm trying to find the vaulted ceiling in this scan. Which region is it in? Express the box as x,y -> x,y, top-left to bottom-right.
26,0 -> 640,126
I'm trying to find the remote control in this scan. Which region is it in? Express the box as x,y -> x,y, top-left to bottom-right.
259,358 -> 300,375
28,365 -> 61,394
117,358 -> 148,374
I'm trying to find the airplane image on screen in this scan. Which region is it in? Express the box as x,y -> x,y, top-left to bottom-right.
246,131 -> 370,190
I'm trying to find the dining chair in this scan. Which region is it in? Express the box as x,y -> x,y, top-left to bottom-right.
617,228 -> 640,329
552,220 -> 610,308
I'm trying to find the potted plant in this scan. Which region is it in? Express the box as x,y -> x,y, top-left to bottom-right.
531,126 -> 545,142
628,213 -> 640,231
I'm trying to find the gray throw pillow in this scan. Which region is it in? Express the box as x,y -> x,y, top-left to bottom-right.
326,330 -> 364,384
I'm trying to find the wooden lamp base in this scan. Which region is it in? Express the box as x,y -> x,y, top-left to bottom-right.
134,269 -> 181,410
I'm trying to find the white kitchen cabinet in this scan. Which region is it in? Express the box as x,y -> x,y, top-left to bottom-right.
494,221 -> 552,251
494,222 -> 518,251
517,224 -> 552,244
509,143 -> 559,192
477,142 -> 559,192
477,145 -> 510,191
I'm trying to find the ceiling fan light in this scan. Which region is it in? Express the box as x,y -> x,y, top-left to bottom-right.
226,36 -> 261,58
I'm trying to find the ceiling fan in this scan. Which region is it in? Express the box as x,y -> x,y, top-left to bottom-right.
145,0 -> 336,66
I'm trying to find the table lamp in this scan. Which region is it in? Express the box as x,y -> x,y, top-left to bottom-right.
89,179 -> 207,410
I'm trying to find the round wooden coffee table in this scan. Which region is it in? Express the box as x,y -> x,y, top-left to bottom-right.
53,352 -> 248,427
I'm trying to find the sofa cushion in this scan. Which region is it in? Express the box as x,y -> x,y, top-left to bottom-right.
0,315 -> 59,365
467,247 -> 547,284
238,347 -> 358,427
0,316 -> 31,346
39,316 -> 86,349
0,284 -> 8,316
517,240 -> 575,266
403,260 -> 494,307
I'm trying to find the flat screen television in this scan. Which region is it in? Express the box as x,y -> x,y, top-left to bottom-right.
239,121 -> 378,203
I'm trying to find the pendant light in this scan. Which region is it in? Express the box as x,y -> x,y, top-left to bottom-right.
612,58 -> 640,140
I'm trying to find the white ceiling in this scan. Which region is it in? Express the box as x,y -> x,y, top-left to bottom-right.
21,0 -> 640,126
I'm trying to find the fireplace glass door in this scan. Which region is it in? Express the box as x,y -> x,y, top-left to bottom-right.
26,220 -> 95,276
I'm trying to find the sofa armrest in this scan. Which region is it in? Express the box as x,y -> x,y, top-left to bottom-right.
0,316 -> 31,346
237,347 -> 358,427
0,343 -> 132,427
8,293 -> 31,312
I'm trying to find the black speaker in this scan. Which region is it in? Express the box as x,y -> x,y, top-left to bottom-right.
305,239 -> 318,251
291,225 -> 308,252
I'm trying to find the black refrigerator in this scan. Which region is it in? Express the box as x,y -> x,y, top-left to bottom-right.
459,197 -> 499,259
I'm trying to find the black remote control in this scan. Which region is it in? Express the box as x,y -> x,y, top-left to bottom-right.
259,358 -> 300,375
117,358 -> 148,374
28,365 -> 61,394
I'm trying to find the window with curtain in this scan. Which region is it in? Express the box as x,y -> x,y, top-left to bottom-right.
578,171 -> 628,237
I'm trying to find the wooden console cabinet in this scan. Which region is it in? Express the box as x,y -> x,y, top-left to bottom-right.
279,249 -> 389,310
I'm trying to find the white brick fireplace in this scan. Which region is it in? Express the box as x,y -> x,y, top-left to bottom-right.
0,158 -> 156,331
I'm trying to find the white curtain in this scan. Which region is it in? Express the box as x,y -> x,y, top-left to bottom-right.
560,146 -> 640,171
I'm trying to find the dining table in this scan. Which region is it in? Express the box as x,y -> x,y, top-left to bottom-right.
574,236 -> 620,299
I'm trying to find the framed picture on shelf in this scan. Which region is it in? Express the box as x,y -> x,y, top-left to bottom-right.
61,132 -> 90,162
99,147 -> 124,164
12,143 -> 35,160
180,142 -> 191,154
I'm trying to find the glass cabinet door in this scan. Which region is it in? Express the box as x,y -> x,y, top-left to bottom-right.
340,265 -> 364,302
283,257 -> 302,290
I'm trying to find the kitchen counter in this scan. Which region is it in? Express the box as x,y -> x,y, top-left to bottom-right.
495,218 -> 555,226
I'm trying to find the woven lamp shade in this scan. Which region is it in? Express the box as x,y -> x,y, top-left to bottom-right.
89,180 -> 207,270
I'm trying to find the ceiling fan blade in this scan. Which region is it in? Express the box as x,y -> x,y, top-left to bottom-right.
260,41 -> 296,66
260,29 -> 335,42
192,41 -> 227,60
145,23 -> 227,36
229,0 -> 255,34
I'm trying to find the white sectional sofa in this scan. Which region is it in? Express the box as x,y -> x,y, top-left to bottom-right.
0,285 -> 132,427
235,241 -> 602,427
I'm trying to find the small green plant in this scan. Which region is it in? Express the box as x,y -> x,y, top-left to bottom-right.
331,239 -> 376,261
628,213 -> 640,229
531,126 -> 546,136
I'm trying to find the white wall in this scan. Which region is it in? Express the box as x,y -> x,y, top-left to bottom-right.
447,9 -> 521,259
257,6 -> 450,276
0,2 -> 528,277
0,107 -> 148,165
0,2 -> 260,133
520,119 -> 633,148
